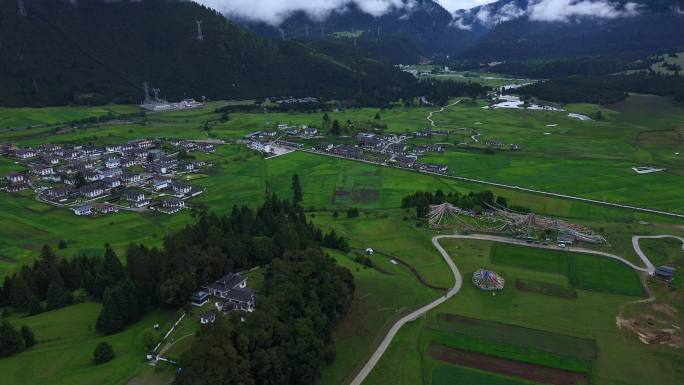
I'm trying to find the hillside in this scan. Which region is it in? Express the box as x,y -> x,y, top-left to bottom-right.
457,0 -> 684,60
233,0 -> 482,58
0,0 -> 417,107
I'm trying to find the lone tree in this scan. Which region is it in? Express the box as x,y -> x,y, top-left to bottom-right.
291,174 -> 302,205
93,342 -> 115,364
331,120 -> 341,136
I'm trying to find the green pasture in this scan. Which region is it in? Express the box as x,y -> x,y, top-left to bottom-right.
361,238 -> 683,385
490,243 -> 645,296
0,302 -> 179,385
0,105 -> 139,130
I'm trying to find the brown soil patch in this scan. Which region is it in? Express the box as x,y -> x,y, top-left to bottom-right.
351,188 -> 379,203
332,189 -> 350,204
427,343 -> 589,385
616,314 -> 684,349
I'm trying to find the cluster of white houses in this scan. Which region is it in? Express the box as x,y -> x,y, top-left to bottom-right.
191,272 -> 256,325
1,139 -> 218,216
313,132 -> 450,174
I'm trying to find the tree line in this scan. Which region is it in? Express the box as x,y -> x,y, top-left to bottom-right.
1,190 -> 352,336
518,73 -> 684,105
401,189 -> 526,219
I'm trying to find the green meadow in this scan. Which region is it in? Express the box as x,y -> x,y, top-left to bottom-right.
0,98 -> 683,385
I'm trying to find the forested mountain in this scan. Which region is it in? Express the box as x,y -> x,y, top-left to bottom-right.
0,0 -> 418,106
460,3 -> 684,60
225,0 -> 684,62
233,0 -> 483,59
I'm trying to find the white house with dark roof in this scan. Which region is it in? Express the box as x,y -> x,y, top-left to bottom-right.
33,165 -> 54,176
15,149 -> 37,159
73,204 -> 92,216
123,191 -> 149,207
6,173 -> 24,184
172,182 -> 192,195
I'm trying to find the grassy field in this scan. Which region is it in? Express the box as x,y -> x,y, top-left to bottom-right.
361,238 -> 683,385
490,244 -> 645,296
0,302 -> 180,385
0,101 -> 683,385
0,105 -> 139,130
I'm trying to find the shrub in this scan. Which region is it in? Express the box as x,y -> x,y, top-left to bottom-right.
94,342 -> 115,364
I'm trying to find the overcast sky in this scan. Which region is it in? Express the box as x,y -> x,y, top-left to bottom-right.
193,0 -> 642,25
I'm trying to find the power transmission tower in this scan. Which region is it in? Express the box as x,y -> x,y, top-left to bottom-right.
305,24 -> 310,37
196,20 -> 204,41
143,82 -> 151,104
17,0 -> 27,16
280,29 -> 285,41
320,24 -> 325,39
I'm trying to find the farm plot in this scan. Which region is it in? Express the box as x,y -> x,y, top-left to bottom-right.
432,365 -> 539,385
490,244 -> 645,296
436,314 -> 597,362
428,344 -> 589,385
515,279 -> 578,299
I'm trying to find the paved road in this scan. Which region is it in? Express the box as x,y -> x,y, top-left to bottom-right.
632,235 -> 684,272
348,235 -> 462,385
348,232 -> 682,385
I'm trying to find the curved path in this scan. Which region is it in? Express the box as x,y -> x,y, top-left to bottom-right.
426,100 -> 461,127
348,232 -> 683,385
348,235 -> 462,385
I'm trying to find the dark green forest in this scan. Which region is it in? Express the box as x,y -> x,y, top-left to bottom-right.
0,0 -> 420,107
518,73 -> 684,104
0,191 -> 354,383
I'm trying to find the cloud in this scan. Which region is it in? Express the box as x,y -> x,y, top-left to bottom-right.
436,0 -> 494,13
528,0 -> 640,22
194,0 -> 422,25
451,0 -> 641,29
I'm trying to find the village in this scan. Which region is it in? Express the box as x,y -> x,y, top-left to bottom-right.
1,138 -> 221,216
244,123 -> 454,175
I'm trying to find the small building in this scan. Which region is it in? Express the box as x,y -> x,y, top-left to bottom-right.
84,170 -> 101,182
172,183 -> 192,196
332,145 -> 363,159
15,149 -> 37,159
80,184 -> 105,199
200,311 -> 216,324
216,288 -> 256,312
162,198 -> 185,214
105,158 -> 120,169
121,173 -> 142,184
206,273 -> 248,298
73,204 -> 92,216
152,176 -> 170,191
93,203 -> 119,214
123,191 -> 149,207
557,234 -> 576,246
303,127 -> 318,137
191,291 -> 210,307
105,144 -> 122,153
415,129 -> 432,138
357,133 -> 381,149
654,266 -> 676,281
365,248 -> 374,255
6,173 -> 24,184
44,187 -> 72,202
101,177 -> 122,190
33,165 -> 53,176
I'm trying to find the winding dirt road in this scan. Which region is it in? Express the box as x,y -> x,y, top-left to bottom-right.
348,232 -> 683,385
